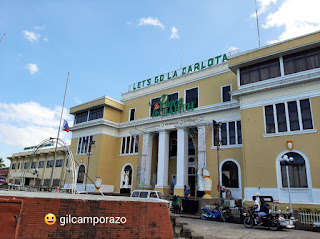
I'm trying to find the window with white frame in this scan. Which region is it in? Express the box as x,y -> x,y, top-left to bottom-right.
221,85 -> 231,102
77,135 -> 93,154
77,165 -> 85,184
129,108 -> 135,121
186,87 -> 198,108
24,162 -> 29,169
38,161 -> 44,168
280,152 -> 308,188
74,106 -> 104,124
213,121 -> 242,146
55,159 -> 63,167
120,135 -> 139,155
31,162 -> 36,169
150,97 -> 161,117
74,111 -> 88,124
89,107 -> 104,121
264,98 -> 313,134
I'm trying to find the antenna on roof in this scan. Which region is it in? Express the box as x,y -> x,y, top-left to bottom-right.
0,33 -> 5,42
180,48 -> 183,74
254,0 -> 261,47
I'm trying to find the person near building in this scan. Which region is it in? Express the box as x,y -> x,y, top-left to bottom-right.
170,182 -> 174,195
184,185 -> 189,199
172,195 -> 181,214
253,196 -> 262,225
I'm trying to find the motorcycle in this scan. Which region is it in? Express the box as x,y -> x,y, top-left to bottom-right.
221,206 -> 234,223
200,207 -> 225,222
242,206 -> 283,231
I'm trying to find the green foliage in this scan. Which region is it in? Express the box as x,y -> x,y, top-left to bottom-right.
0,158 -> 5,168
298,207 -> 320,213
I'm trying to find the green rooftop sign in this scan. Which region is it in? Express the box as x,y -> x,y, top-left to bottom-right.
130,53 -> 228,91
24,143 -> 54,151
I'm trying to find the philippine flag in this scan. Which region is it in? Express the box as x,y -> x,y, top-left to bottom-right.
63,120 -> 70,132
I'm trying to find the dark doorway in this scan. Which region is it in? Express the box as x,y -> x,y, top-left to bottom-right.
25,178 -> 30,186
188,175 -> 196,197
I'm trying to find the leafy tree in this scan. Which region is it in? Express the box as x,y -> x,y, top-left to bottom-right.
0,158 -> 6,168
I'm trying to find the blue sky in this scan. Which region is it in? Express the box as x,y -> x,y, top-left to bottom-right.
1,0 -> 320,166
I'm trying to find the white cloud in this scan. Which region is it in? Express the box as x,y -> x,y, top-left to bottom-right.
0,102 -> 72,148
138,17 -> 165,30
258,0 -> 277,14
34,26 -> 45,30
75,97 -> 82,104
23,30 -> 41,42
262,0 -> 320,43
43,36 -> 48,42
25,63 -> 39,74
170,27 -> 180,39
227,46 -> 240,53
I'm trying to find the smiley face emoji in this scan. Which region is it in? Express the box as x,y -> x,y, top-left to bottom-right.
44,213 -> 56,225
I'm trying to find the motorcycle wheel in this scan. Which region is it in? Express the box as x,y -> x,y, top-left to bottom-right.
219,215 -> 226,222
243,216 -> 254,228
200,213 -> 208,220
268,218 -> 280,231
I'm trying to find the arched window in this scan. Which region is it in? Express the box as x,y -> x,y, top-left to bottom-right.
121,165 -> 133,187
77,165 -> 85,184
281,152 -> 307,188
222,161 -> 239,188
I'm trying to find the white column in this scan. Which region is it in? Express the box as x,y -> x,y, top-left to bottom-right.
139,133 -> 153,188
198,124 -> 206,191
279,56 -> 285,76
155,130 -> 169,189
175,128 -> 188,189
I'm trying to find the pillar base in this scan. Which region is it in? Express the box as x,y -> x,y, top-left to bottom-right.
173,188 -> 184,197
154,187 -> 170,195
202,191 -> 212,199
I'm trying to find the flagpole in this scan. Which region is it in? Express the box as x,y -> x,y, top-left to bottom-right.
49,72 -> 70,191
0,33 -> 5,42
255,0 -> 261,47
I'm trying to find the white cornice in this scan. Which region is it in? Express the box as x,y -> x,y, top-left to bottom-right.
240,88 -> 320,110
232,68 -> 320,98
229,30 -> 320,61
70,101 -> 240,132
70,96 -> 124,114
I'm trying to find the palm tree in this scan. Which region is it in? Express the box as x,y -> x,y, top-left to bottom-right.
0,158 -> 6,168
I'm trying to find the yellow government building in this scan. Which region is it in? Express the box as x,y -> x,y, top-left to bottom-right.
9,31 -> 320,208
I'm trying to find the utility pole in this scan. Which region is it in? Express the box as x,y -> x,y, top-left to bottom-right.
85,140 -> 95,192
213,120 -> 222,206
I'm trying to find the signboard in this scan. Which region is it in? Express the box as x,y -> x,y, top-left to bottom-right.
130,53 -> 228,91
0,178 -> 6,184
150,94 -> 194,117
24,143 -> 54,151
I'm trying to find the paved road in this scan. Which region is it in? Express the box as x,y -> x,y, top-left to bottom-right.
179,217 -> 320,239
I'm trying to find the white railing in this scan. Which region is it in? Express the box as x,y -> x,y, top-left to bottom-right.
230,207 -> 241,218
299,212 -> 320,225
